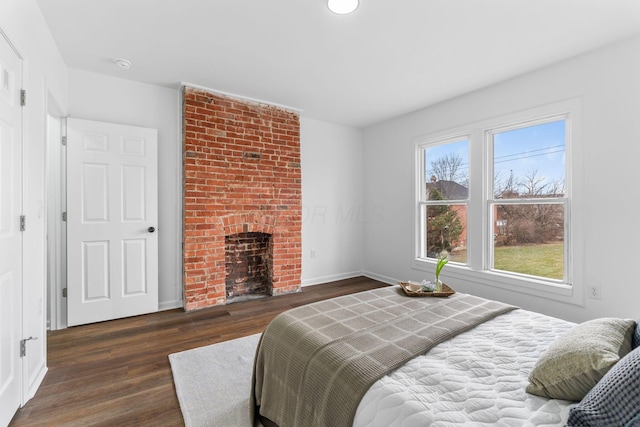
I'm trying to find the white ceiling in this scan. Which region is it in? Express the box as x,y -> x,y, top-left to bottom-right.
36,0 -> 640,128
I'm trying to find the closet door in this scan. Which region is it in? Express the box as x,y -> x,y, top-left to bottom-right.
0,29 -> 23,427
66,118 -> 158,326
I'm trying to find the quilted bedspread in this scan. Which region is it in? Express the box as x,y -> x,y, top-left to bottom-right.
252,286 -> 516,427
354,308 -> 576,427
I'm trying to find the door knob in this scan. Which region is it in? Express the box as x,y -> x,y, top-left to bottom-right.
148,227 -> 156,233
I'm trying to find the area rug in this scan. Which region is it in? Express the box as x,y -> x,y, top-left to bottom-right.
169,334 -> 261,427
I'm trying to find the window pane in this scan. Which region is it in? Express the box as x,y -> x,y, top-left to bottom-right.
424,139 -> 469,201
492,203 -> 564,280
425,203 -> 467,263
493,120 -> 565,199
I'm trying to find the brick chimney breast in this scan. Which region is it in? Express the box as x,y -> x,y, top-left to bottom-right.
182,87 -> 301,310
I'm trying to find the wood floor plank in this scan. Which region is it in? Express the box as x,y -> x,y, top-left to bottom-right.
9,276 -> 387,426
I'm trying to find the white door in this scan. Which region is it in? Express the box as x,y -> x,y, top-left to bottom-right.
0,31 -> 23,427
66,118 -> 158,326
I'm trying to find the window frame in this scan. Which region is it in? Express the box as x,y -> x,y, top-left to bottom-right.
416,135 -> 470,262
412,99 -> 585,305
486,115 -> 569,284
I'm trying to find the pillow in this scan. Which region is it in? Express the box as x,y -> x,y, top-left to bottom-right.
633,321 -> 640,349
526,317 -> 635,401
566,345 -> 640,426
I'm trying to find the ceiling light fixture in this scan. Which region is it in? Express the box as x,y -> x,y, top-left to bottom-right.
327,0 -> 359,15
114,58 -> 132,70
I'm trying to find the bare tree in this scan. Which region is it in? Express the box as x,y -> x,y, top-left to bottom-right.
547,178 -> 565,197
428,154 -> 467,184
494,170 -> 518,199
520,168 -> 548,197
496,168 -> 565,198
494,168 -> 565,246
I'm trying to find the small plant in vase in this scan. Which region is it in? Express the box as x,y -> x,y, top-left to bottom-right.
417,251 -> 449,293
434,252 -> 449,292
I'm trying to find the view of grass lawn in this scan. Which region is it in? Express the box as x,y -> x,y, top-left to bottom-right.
444,242 -> 563,280
494,242 -> 563,280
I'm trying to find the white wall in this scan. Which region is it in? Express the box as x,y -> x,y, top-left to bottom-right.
67,69 -> 183,311
301,118 -> 365,285
363,36 -> 640,323
66,77 -> 368,308
0,0 -> 68,402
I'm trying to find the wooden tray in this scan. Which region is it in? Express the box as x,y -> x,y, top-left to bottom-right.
399,281 -> 455,297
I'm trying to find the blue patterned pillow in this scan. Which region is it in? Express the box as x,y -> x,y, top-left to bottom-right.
633,321 -> 640,349
566,345 -> 640,426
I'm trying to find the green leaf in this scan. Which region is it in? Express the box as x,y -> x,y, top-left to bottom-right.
435,254 -> 448,280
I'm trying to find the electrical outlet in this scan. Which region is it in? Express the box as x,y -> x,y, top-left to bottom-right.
589,285 -> 601,300
310,249 -> 316,259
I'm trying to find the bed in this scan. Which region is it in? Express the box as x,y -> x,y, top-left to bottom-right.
251,285 -> 640,427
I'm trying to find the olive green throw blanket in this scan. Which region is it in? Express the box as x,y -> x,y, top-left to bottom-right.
252,286 -> 516,427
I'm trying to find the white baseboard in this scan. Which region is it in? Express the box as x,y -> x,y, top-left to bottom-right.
301,270 -> 365,287
159,272 -> 397,309
361,270 -> 398,286
24,364 -> 48,406
159,299 -> 184,311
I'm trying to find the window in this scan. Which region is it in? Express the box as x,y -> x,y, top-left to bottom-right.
418,138 -> 469,264
414,102 -> 580,299
489,118 -> 566,282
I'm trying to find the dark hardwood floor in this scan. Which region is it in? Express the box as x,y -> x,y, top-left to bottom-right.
10,276 -> 387,427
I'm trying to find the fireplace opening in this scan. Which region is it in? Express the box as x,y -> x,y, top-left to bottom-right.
225,232 -> 272,304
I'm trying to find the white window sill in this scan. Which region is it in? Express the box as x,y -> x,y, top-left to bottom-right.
411,258 -> 583,306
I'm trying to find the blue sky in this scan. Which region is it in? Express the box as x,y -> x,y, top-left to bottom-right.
425,119 -> 566,190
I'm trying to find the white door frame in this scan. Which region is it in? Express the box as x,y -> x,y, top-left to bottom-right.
46,101 -> 66,331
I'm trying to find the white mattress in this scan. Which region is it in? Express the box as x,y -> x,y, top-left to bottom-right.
354,308 -> 576,427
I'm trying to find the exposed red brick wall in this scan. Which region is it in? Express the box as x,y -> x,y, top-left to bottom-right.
182,87 -> 301,310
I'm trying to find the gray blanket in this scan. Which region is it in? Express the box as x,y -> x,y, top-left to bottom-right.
252,286 -> 516,427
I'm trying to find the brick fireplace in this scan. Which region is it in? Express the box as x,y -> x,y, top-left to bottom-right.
182,87 -> 302,310
225,232 -> 272,302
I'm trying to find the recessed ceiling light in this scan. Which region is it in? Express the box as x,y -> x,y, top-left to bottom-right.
327,0 -> 359,15
114,58 -> 132,70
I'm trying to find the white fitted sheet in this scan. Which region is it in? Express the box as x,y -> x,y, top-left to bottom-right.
354,309 -> 576,427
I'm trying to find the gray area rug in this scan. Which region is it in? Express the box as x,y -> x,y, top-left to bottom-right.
169,334 -> 261,427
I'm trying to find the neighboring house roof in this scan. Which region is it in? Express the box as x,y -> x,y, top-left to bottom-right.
425,178 -> 469,200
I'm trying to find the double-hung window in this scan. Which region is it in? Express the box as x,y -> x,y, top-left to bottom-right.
417,137 -> 470,264
415,101 -> 581,300
488,118 -> 567,282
